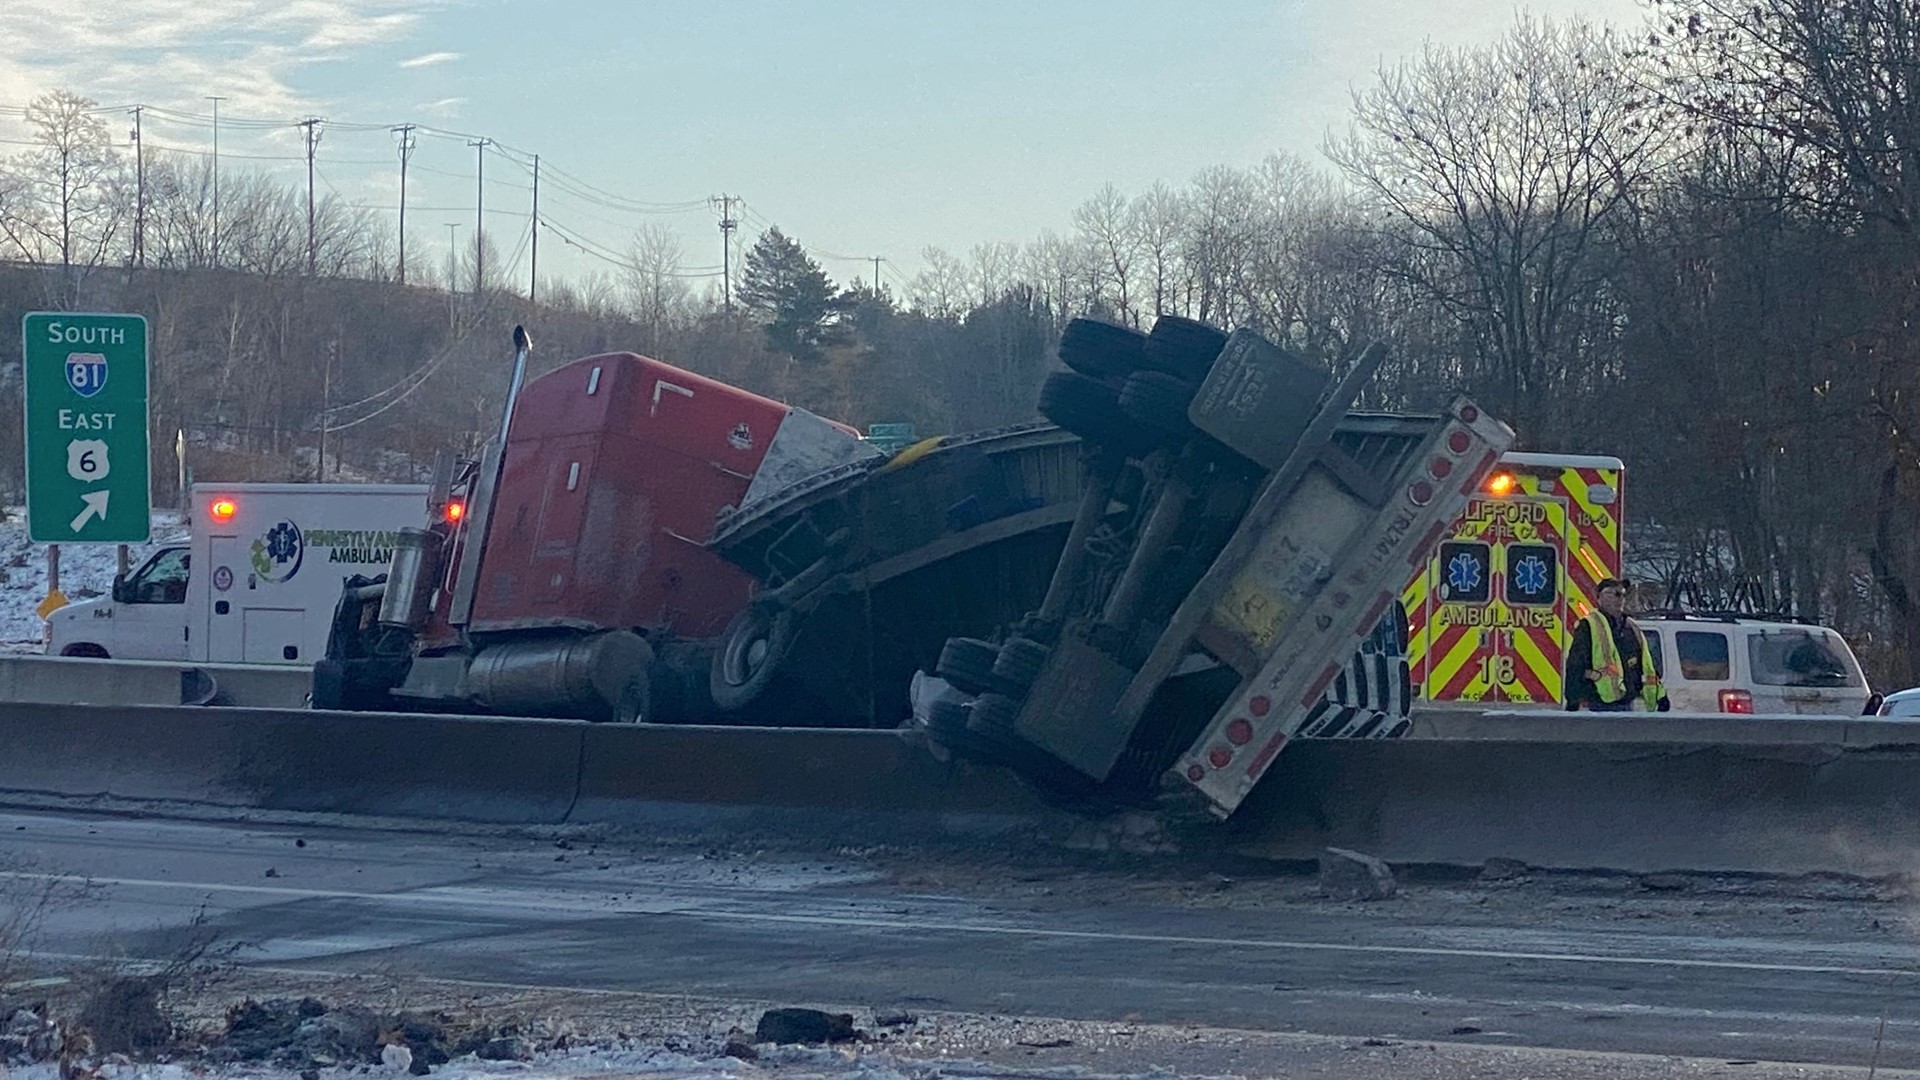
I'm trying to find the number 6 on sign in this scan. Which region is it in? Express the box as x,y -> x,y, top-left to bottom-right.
66,439 -> 109,482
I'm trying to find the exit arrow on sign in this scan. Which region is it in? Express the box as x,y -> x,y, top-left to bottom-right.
70,490 -> 108,532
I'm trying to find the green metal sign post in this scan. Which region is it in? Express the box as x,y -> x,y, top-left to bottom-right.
22,312 -> 151,544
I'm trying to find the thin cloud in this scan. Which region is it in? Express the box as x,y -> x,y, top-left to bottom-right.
399,51 -> 461,69
0,0 -> 440,123
415,97 -> 466,116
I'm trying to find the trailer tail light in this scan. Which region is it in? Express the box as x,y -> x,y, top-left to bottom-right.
208,498 -> 237,524
1719,689 -> 1755,714
444,500 -> 466,524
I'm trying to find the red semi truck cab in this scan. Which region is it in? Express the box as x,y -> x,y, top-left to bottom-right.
341,349 -> 878,721
463,352 -> 787,638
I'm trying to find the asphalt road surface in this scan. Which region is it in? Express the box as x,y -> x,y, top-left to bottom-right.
3,805 -> 1918,1071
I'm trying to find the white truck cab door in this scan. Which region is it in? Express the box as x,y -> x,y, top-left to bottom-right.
109,546 -> 193,660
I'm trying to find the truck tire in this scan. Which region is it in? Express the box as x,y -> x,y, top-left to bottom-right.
60,643 -> 109,659
606,671 -> 653,723
710,605 -> 797,713
310,658 -> 347,711
992,637 -> 1050,688
1117,370 -> 1197,437
1144,316 -> 1228,381
968,691 -> 1022,732
936,637 -> 1002,696
927,696 -> 972,735
1058,318 -> 1147,380
1038,372 -> 1157,456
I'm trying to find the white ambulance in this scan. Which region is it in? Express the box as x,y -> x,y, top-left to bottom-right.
46,483 -> 428,665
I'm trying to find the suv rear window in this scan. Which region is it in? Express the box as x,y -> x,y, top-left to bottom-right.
1747,629 -> 1859,688
1675,631 -> 1730,681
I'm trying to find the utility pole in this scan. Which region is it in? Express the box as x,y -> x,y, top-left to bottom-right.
444,222 -> 462,328
529,154 -> 539,304
872,255 -> 883,296
319,339 -> 336,480
206,96 -> 225,266
712,194 -> 738,314
393,124 -> 417,285
299,118 -> 323,274
469,138 -> 491,297
128,106 -> 145,269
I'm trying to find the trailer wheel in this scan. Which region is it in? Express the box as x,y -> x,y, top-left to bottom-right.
967,691 -> 1022,731
992,637 -> 1050,688
710,605 -> 797,712
1144,315 -> 1228,381
1117,370 -> 1197,436
1058,318 -> 1147,380
936,637 -> 1002,696
926,696 -> 973,735
1038,372 -> 1157,456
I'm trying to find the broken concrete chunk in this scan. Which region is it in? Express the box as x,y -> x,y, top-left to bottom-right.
478,1036 -> 533,1062
1319,847 -> 1397,901
754,1007 -> 857,1045
1480,857 -> 1529,881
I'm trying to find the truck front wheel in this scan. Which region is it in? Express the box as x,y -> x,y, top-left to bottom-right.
60,643 -> 109,659
710,605 -> 797,713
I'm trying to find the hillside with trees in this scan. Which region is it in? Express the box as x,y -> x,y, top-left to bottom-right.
4,1 -> 1920,679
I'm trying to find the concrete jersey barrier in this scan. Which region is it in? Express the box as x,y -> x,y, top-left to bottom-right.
0,655 -> 312,709
3,702 -> 1920,876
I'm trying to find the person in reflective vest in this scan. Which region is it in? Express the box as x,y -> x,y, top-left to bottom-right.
1564,578 -> 1669,712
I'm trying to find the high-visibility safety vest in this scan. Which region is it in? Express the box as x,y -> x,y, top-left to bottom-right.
1585,611 -> 1663,708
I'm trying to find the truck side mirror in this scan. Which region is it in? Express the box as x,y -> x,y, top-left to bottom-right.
110,573 -> 130,604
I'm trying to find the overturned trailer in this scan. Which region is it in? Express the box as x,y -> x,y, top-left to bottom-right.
922,318 -> 1513,815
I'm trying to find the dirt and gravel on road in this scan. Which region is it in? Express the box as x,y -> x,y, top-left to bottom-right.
8,967 -> 1918,1080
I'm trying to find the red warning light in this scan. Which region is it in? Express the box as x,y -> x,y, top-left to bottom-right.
1487,472 -> 1517,496
208,498 -> 237,523
444,500 -> 466,524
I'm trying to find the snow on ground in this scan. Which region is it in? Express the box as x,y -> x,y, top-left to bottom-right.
0,508 -> 189,653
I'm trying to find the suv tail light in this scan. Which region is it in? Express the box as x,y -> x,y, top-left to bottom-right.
1719,689 -> 1755,714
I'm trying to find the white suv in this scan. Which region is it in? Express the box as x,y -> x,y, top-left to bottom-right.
1633,613 -> 1874,716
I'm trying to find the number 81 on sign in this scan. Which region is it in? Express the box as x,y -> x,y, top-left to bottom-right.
65,353 -> 107,398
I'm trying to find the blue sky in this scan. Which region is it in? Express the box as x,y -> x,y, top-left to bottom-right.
10,0 -> 1647,295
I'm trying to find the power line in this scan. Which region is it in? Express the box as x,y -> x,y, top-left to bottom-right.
324,221 -> 535,431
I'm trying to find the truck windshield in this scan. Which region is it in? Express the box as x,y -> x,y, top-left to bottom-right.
1747,629 -> 1858,688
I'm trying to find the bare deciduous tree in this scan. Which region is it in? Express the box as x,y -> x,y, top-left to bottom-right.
1326,16 -> 1659,429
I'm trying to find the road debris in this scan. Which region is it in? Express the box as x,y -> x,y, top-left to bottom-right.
1318,846 -> 1397,901
754,1007 -> 858,1045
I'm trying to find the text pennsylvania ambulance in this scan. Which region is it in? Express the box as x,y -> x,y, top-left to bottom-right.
1402,452 -> 1625,705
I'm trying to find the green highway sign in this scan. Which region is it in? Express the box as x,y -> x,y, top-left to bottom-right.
22,312 -> 151,543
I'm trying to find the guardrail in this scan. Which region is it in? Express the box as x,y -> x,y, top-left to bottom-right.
2,701 -> 1916,877
0,655 -> 311,709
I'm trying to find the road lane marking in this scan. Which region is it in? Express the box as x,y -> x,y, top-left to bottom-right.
6,870 -> 1916,980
